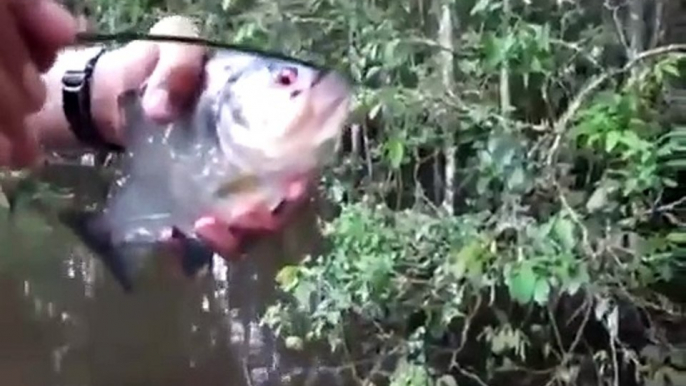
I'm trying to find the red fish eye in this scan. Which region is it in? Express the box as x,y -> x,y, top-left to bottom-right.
276,67 -> 298,86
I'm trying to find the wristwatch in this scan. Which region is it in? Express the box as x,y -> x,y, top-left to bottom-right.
61,47 -> 124,153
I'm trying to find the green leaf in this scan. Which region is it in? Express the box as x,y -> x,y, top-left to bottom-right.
476,176 -> 491,195
586,181 -> 618,212
0,186 -> 8,209
384,39 -> 401,64
451,240 -> 485,279
386,138 -> 406,169
565,266 -> 589,296
664,159 -> 686,169
620,130 -> 645,150
508,263 -> 537,304
533,278 -> 551,306
364,66 -> 383,82
605,130 -> 621,152
530,56 -> 544,73
506,166 -> 526,192
390,361 -> 431,386
369,103 -> 384,120
663,178 -> 678,188
666,232 -> 686,244
292,281 -> 316,310
662,62 -> 680,77
458,59 -> 480,75
284,336 -> 304,351
275,265 -> 300,289
470,0 -> 490,15
437,375 -> 458,386
553,217 -> 576,251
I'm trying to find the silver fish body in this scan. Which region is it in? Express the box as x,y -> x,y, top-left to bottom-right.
61,48 -> 352,290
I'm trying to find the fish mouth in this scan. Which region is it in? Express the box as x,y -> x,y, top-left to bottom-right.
309,70 -> 352,114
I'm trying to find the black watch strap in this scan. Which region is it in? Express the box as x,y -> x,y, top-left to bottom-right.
61,48 -> 124,153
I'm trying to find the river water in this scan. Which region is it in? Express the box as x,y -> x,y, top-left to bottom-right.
0,163 -> 348,386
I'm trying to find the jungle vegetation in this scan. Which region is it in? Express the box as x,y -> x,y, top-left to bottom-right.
4,0 -> 686,385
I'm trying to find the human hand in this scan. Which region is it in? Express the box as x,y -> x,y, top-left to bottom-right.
194,175 -> 315,258
231,175 -> 313,232
0,0 -> 76,167
89,15 -> 207,145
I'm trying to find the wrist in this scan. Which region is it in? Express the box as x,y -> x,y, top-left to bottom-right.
27,47 -> 126,152
89,49 -> 127,145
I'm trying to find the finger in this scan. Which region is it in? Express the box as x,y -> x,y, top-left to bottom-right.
284,177 -> 311,202
88,38 -> 160,144
0,134 -> 13,166
0,120 -> 41,169
269,179 -> 314,228
90,46 -> 160,142
0,63 -> 42,169
0,129 -> 41,169
0,66 -> 34,143
231,208 -> 281,231
115,15 -> 203,90
141,62 -> 205,123
276,176 -> 313,218
0,2 -> 47,113
228,177 -> 314,232
9,0 -> 77,72
141,16 -> 206,123
113,41 -> 161,91
194,216 -> 242,258
9,125 -> 41,169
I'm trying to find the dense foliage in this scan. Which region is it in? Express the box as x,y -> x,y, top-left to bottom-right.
7,0 -> 686,385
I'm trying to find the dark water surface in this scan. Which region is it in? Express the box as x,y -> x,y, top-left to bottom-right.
0,164 -> 346,386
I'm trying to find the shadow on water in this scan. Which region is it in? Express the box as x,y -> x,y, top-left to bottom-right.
0,163 -> 351,386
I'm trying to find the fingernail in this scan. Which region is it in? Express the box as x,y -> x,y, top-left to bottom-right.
286,181 -> 306,200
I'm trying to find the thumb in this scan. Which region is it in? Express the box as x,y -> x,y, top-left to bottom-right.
140,16 -> 206,123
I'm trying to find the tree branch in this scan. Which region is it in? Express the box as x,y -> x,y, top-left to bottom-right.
546,43 -> 686,166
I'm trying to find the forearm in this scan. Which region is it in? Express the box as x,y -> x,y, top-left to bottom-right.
25,46 -> 125,150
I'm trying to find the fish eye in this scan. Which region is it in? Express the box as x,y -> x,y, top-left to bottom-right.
275,67 -> 298,87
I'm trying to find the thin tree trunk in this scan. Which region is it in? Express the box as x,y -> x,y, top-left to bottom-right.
432,150 -> 442,203
626,0 -> 648,254
437,0 -> 456,214
500,0 -> 511,123
628,0 -> 645,59
626,0 -> 646,81
647,0 -> 665,49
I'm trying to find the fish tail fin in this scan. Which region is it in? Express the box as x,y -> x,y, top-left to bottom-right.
59,212 -> 219,290
59,210 -> 139,292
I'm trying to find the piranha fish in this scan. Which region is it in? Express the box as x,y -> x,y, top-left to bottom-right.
60,47 -> 352,291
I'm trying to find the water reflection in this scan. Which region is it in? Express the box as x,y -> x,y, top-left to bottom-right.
0,164 -> 348,386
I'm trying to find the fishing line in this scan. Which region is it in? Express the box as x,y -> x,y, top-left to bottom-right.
74,31 -> 325,69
